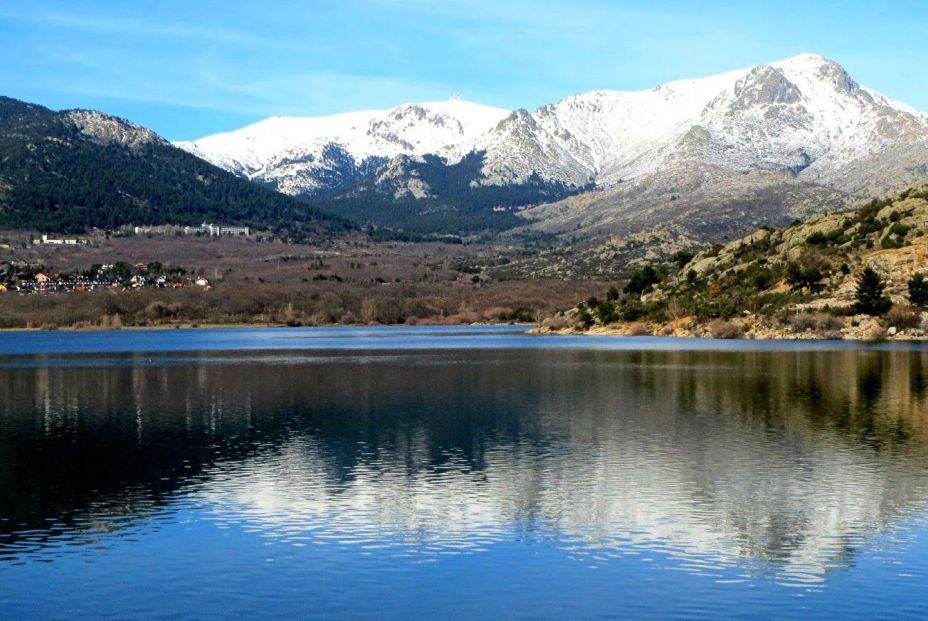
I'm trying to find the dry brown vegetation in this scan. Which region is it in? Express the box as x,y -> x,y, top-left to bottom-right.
884,305 -> 921,330
0,279 -> 604,329
0,232 -> 605,329
788,312 -> 844,333
708,320 -> 743,339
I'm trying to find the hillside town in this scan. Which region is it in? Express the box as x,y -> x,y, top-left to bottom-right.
0,260 -> 209,293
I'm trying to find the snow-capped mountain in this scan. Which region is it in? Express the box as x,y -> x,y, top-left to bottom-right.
455,53 -> 928,192
177,99 -> 509,195
179,54 -> 928,200
177,54 -> 928,249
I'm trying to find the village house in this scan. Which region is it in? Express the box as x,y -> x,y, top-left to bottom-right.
39,234 -> 86,246
184,223 -> 251,237
0,260 -> 197,294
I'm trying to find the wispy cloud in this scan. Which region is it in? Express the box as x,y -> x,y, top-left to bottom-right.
8,41 -> 458,120
3,8 -> 310,51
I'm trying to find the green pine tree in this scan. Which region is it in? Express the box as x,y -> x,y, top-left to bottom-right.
908,273 -> 928,307
855,267 -> 892,315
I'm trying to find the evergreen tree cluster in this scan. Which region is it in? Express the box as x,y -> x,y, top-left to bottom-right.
311,151 -> 584,235
0,97 -> 352,236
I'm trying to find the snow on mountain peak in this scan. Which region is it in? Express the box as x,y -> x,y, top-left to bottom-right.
176,55 -> 928,197
464,53 -> 928,187
176,99 -> 508,190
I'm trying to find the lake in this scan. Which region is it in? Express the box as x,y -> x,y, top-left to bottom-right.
2,326 -> 928,619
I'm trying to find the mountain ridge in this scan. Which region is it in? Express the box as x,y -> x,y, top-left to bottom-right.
177,99 -> 510,195
0,96 -> 351,236
178,53 -> 928,197
173,53 -> 928,250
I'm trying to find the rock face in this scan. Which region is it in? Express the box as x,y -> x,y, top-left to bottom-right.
64,110 -> 166,151
534,186 -> 928,340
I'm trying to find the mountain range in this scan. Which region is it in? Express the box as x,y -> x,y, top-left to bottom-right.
178,53 -> 928,259
1,53 -> 927,270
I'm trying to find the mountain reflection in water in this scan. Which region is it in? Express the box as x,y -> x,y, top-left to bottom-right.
3,348 -> 928,591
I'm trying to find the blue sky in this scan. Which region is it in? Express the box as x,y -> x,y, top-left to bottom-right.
3,1 -> 927,140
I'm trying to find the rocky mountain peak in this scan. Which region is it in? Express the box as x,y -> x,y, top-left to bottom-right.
175,54 -> 928,244
65,110 -> 165,150
729,65 -> 802,108
814,57 -> 860,93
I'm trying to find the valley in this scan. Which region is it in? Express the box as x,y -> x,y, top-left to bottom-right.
0,229 -> 604,329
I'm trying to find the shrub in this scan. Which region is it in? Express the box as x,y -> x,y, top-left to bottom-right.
806,231 -> 828,245
885,305 -> 921,330
788,313 -> 843,333
360,298 -> 404,324
498,306 -> 537,323
864,325 -> 887,341
540,315 -> 572,331
623,266 -> 661,295
144,301 -> 182,319
789,313 -> 819,332
576,305 -> 594,328
817,314 -> 844,331
708,320 -> 743,339
786,262 -> 823,291
592,299 -> 618,324
673,250 -> 695,268
750,268 -> 773,291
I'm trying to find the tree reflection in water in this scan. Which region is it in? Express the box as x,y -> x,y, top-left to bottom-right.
2,348 -> 928,584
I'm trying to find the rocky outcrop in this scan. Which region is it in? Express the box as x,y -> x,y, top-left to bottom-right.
535,187 -> 928,340
65,110 -> 166,151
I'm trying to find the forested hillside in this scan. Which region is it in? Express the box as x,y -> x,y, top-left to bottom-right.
0,97 -> 351,238
312,151 -> 582,235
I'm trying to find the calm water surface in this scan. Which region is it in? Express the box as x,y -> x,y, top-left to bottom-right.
3,326 -> 928,619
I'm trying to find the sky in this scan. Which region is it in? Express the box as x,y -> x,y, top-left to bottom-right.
2,0 -> 927,141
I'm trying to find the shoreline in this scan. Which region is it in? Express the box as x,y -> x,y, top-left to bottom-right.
528,314 -> 928,342
4,319 -> 928,343
0,320 -> 529,333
